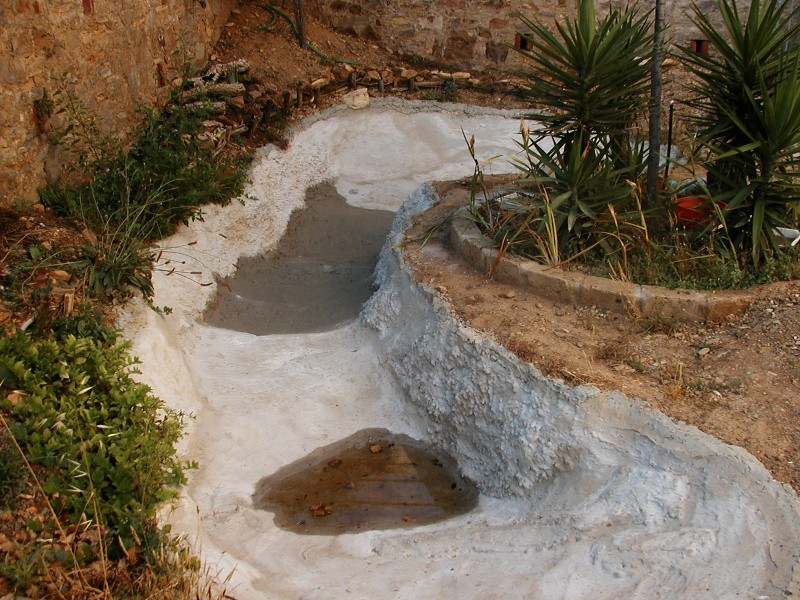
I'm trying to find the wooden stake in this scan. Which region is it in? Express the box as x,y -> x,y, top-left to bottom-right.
262,99 -> 274,128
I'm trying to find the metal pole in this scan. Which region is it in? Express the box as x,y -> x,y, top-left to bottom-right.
646,0 -> 665,212
664,101 -> 675,182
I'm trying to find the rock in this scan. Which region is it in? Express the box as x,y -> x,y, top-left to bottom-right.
365,70 -> 381,82
48,269 -> 70,282
500,290 -> 517,299
698,347 -> 711,357
342,88 -> 370,110
400,68 -> 418,79
5,391 -> 24,406
228,95 -> 246,109
309,77 -> 330,89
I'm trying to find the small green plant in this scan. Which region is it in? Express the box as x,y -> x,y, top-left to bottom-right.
423,79 -> 459,102
0,542 -> 46,591
49,74 -> 121,173
641,311 -> 680,335
0,430 -> 27,510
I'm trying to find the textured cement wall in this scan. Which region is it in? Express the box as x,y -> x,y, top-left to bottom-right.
0,0 -> 236,206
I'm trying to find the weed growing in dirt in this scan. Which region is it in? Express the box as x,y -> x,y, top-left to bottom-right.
423,80 -> 460,103
40,77 -> 249,300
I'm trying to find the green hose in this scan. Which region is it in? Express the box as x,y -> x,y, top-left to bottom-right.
256,3 -> 363,67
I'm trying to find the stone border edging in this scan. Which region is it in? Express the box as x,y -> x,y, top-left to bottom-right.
448,208 -> 753,322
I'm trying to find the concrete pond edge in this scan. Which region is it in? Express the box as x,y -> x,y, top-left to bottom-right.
448,206 -> 753,322
363,182 -> 800,595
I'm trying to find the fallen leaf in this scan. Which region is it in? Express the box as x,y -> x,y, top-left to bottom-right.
309,503 -> 332,517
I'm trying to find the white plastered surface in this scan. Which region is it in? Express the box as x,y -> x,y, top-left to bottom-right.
119,101 -> 800,599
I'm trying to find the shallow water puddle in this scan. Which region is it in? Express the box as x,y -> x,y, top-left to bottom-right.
254,429 -> 478,534
204,181 -> 393,334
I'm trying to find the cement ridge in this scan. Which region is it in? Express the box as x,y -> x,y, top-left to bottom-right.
363,182 -> 800,597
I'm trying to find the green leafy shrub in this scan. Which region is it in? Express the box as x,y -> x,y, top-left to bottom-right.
0,329 -> 187,550
50,302 -> 119,345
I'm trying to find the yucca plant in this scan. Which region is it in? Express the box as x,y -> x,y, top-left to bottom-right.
516,0 -> 653,161
682,0 -> 800,267
508,0 -> 653,256
512,129 -> 641,255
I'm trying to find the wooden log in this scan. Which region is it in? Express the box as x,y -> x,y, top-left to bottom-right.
178,83 -> 246,103
414,81 -> 444,89
249,111 -> 262,138
296,83 -> 304,109
204,59 -> 251,82
282,91 -> 291,114
173,100 -> 227,114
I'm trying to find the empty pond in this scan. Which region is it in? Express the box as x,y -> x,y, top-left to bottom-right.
255,429 -> 478,534
123,104 -> 800,600
205,181 -> 393,334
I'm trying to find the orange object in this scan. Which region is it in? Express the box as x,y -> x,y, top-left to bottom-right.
675,196 -> 724,226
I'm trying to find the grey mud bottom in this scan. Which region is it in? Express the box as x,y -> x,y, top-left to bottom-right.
204,181 -> 394,335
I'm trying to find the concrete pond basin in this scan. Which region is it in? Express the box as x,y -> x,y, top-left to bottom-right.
119,101 -> 800,599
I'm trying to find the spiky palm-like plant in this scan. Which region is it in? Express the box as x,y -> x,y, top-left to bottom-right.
510,0 -> 653,257
682,0 -> 800,267
516,0 -> 653,161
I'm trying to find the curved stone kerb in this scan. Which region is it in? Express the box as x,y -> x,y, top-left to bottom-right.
448,209 -> 753,323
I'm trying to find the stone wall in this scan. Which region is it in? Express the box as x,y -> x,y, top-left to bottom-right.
304,0 -> 739,72
0,0 -> 236,206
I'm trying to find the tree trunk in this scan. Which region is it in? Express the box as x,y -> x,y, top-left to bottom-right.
294,0 -> 307,49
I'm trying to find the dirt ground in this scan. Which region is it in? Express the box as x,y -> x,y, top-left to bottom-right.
404,182 -> 800,494
215,1 -> 799,495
